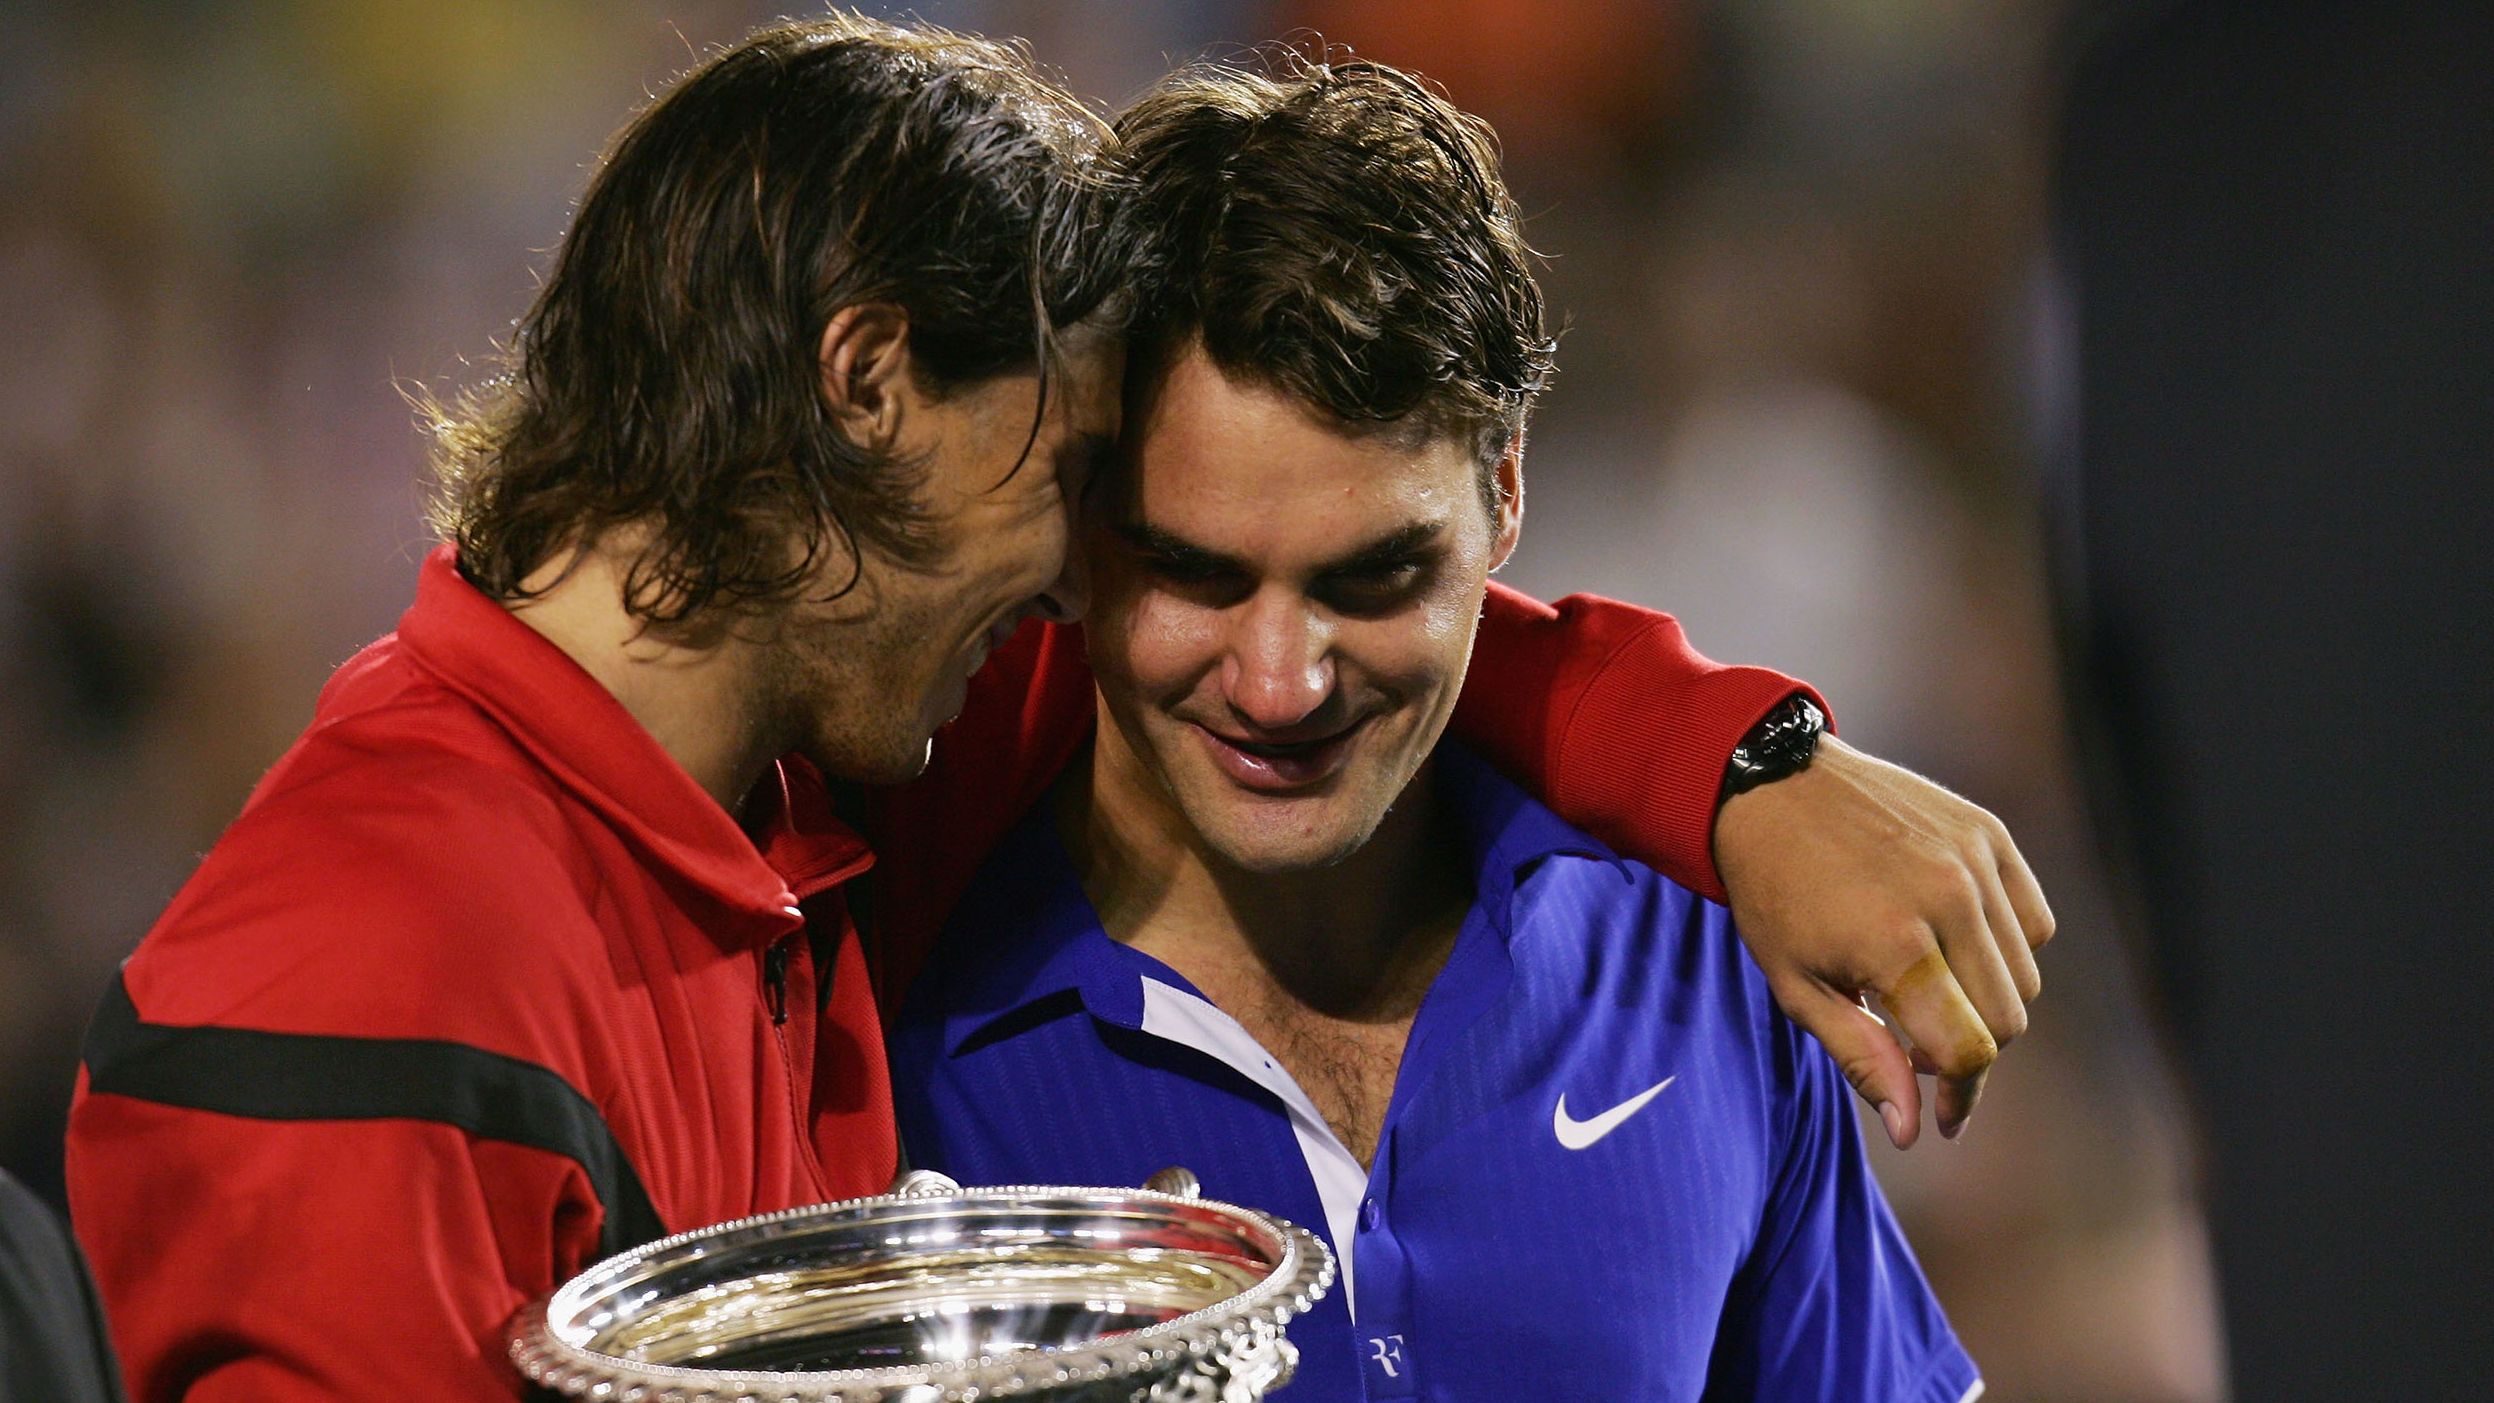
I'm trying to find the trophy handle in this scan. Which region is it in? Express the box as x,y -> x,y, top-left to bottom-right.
1143,1166 -> 1204,1199
885,1169 -> 962,1197
1143,1320 -> 1299,1403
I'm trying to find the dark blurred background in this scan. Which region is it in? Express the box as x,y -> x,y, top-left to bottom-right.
7,2 -> 2484,1398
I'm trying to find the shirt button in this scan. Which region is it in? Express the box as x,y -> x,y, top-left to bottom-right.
1359,1197 -> 1380,1231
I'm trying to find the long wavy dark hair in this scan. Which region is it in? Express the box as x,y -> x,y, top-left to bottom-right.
424,13 -> 1122,624
1110,48 -> 1556,504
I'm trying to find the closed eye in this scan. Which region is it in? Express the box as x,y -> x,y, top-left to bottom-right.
1316,556 -> 1432,614
1141,549 -> 1229,584
1133,546 -> 1254,606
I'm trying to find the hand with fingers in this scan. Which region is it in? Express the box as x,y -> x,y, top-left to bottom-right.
1711,734 -> 2054,1148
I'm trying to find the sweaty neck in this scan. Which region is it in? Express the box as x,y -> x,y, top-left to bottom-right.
500,543 -> 785,817
1059,721 -> 1473,1024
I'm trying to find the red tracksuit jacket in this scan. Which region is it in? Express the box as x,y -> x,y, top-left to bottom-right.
67,545 -> 1813,1401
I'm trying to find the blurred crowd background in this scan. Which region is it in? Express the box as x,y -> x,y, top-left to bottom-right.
20,1 -> 2457,1399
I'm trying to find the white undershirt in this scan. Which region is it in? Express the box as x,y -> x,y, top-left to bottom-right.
1137,977 -> 1371,1320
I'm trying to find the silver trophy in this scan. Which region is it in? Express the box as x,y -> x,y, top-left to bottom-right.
509,1169 -> 1334,1402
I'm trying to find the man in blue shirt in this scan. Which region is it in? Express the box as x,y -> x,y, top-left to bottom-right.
891,54 -> 1981,1402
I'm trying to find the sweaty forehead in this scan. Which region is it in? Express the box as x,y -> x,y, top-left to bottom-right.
1133,340 -> 1481,473
1119,352 -> 1476,551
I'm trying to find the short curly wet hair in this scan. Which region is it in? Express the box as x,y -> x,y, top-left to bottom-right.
1110,49 -> 1556,500
424,13 -> 1122,624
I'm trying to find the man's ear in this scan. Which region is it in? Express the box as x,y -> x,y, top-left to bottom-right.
1487,431 -> 1526,572
817,304 -> 912,452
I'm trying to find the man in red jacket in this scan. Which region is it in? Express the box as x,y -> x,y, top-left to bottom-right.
68,15 -> 2047,1401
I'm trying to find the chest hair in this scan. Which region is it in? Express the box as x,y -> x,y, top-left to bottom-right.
1181,961 -> 1434,1172
1273,1007 -> 1415,1169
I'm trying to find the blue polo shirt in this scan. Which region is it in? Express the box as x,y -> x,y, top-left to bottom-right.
890,746 -> 1979,1402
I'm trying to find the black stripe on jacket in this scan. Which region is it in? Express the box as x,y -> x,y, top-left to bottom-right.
82,970 -> 665,1260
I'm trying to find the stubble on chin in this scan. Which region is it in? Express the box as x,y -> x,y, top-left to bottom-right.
753,591 -> 952,787
1196,798 -> 1386,876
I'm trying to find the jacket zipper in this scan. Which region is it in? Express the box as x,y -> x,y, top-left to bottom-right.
762,941 -> 791,1025
760,931 -> 836,1200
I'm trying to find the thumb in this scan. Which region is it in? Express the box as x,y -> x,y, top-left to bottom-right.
1777,977 -> 1921,1149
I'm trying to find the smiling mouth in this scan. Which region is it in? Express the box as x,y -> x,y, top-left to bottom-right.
1194,718 -> 1369,792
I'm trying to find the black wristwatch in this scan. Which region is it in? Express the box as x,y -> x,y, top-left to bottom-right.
1720,694 -> 1826,801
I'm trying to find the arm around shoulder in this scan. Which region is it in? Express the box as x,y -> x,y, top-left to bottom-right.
1453,581 -> 2052,1148
1453,582 -> 1820,900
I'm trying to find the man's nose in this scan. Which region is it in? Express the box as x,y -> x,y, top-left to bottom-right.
1222,593 -> 1333,730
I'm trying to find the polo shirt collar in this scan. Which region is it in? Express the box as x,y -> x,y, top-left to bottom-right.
938,742 -> 1628,1055
1431,742 -> 1633,924
394,545 -> 871,947
931,811 -> 1168,1056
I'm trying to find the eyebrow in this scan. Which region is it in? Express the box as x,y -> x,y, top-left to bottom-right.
1113,519 -> 1445,577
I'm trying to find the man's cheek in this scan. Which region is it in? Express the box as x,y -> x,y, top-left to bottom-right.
1118,598 -> 1222,687
1415,598 -> 1488,685
1082,614 -> 1165,715
1345,614 -> 1460,694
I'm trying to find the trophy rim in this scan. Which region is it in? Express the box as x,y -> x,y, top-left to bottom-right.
509,1182 -> 1336,1402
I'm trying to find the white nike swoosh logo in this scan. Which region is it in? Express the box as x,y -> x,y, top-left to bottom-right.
1553,1076 -> 1678,1150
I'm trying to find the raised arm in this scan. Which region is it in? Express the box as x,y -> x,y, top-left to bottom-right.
1455,585 -> 2052,1146
870,588 -> 2052,1145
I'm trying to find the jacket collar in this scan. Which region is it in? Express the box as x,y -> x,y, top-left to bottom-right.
394,545 -> 872,948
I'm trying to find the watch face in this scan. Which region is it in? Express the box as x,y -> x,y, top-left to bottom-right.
1725,697 -> 1824,796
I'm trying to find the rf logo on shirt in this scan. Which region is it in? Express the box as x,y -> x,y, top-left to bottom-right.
1368,1334 -> 1408,1377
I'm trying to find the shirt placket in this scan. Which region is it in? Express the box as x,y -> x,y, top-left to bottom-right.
1353,892 -> 1516,1401
1354,1159 -> 1419,1399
